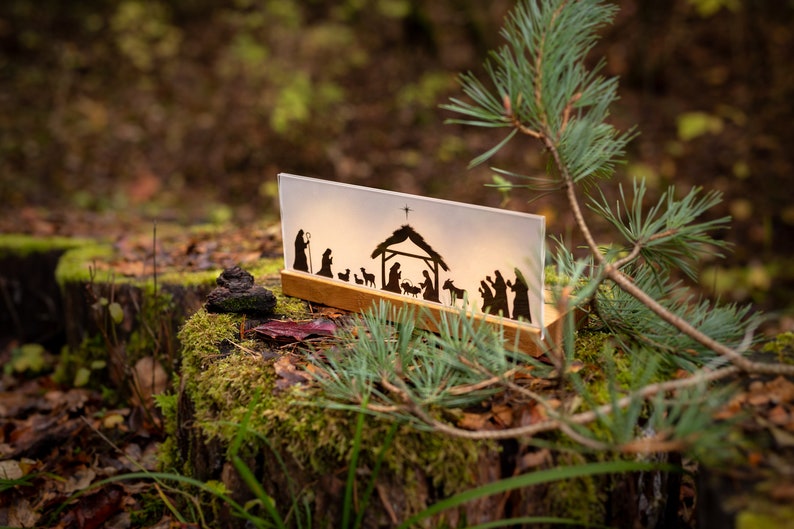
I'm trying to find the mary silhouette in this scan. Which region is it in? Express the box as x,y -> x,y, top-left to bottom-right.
384,262 -> 402,293
293,230 -> 309,272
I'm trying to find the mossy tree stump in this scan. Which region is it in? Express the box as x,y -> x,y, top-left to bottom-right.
170,307 -> 673,529
0,235 -> 89,350
1,231 -> 283,401
53,241 -> 284,396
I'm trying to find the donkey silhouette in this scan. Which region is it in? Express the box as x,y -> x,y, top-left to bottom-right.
442,279 -> 466,304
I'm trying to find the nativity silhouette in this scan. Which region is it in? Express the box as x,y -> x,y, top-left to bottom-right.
290,225 -> 533,324
371,225 -> 447,303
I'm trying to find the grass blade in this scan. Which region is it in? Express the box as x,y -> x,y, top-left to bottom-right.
397,460 -> 675,528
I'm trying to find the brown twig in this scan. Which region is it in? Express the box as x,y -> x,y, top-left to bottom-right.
392,364 -> 740,441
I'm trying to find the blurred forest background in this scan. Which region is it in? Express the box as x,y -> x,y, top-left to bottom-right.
1,0 -> 793,320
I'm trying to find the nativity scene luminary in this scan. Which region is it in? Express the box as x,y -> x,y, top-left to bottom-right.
278,173 -> 560,355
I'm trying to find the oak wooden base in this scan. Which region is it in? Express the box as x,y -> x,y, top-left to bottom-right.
281,269 -> 572,357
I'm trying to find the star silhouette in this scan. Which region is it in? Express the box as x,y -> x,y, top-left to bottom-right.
400,204 -> 413,221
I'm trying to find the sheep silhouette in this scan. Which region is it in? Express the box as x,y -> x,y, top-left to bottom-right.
360,267 -> 376,287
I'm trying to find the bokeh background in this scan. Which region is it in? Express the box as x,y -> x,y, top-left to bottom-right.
1,0 -> 792,319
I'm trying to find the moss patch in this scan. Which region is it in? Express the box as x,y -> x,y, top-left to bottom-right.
0,234 -> 91,258
174,308 -> 494,524
762,332 -> 794,364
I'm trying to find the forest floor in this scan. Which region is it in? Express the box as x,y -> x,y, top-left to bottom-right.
2,1 -> 794,526
1,217 -> 794,528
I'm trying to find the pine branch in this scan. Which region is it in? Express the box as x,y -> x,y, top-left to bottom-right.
446,0 -> 794,377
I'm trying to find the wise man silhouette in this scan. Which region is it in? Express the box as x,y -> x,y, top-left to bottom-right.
293,230 -> 309,272
479,280 -> 494,314
317,248 -> 333,278
507,268 -> 532,322
487,270 -> 510,318
420,270 -> 439,302
384,262 -> 402,293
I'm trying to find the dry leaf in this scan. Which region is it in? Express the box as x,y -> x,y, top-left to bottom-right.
491,404 -> 513,427
131,357 -> 168,408
273,355 -> 309,391
518,448 -> 551,471
458,412 -> 490,430
251,319 -> 337,342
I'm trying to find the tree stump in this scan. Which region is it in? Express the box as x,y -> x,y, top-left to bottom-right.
171,306 -> 678,529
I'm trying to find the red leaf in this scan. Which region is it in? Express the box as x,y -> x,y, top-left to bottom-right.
250,319 -> 337,341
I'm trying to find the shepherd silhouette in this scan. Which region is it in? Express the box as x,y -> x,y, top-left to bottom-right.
317,248 -> 333,278
293,230 -> 309,272
383,262 -> 402,293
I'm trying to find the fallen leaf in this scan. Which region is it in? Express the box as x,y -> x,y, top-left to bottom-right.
0,459 -> 24,480
251,319 -> 336,341
768,405 -> 790,426
273,355 -> 309,391
767,376 -> 794,403
769,426 -> 794,448
102,412 -> 126,429
0,498 -> 40,528
61,466 -> 97,494
517,448 -> 551,471
459,412 -> 490,430
131,356 -> 168,408
491,404 -> 513,427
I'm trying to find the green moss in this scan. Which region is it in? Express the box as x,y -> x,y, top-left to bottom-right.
737,509 -> 794,529
269,285 -> 310,319
53,239 -> 281,290
0,234 -> 90,258
574,330 -> 612,366
175,308 -> 490,522
248,258 -> 284,279
762,332 -> 794,364
154,392 -> 180,470
54,243 -> 116,285
546,453 -> 605,525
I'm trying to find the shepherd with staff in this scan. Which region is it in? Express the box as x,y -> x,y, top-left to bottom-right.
293,229 -> 311,273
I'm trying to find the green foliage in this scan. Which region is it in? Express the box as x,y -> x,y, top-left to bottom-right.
687,0 -> 741,18
595,266 -> 760,371
111,0 -> 182,72
443,0 -> 759,378
310,301 -> 550,426
4,343 -> 52,376
676,111 -> 724,141
589,178 -> 730,279
443,0 -> 634,184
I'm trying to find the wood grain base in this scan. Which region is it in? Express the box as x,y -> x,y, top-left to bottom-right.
281,269 -> 574,357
